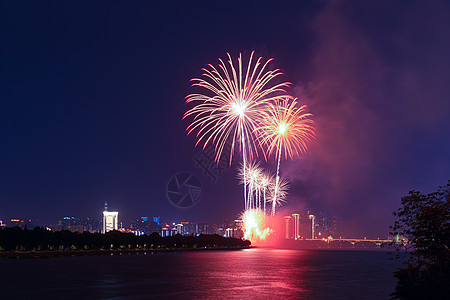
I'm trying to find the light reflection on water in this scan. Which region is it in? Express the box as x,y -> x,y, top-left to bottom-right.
0,248 -> 401,299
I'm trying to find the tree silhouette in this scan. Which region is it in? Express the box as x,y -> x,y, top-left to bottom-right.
0,228 -> 250,253
390,181 -> 449,299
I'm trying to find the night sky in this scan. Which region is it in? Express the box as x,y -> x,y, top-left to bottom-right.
1,1 -> 449,238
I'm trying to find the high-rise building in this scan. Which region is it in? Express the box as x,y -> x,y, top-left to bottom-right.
175,223 -> 184,234
50,216 -> 101,233
197,222 -> 210,235
9,219 -> 35,229
10,219 -> 23,228
309,214 -> 316,239
315,213 -> 327,238
180,221 -> 190,235
130,217 -> 161,235
103,212 -> 118,233
292,213 -> 300,240
233,219 -> 243,238
102,201 -> 118,233
284,216 -> 292,239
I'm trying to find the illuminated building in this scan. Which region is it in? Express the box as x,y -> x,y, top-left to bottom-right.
131,217 -> 161,235
309,214 -> 316,239
103,212 -> 118,233
292,213 -> 300,240
284,216 -> 292,239
233,219 -> 244,238
284,211 -> 328,239
197,222 -> 210,235
161,225 -> 169,237
175,223 -> 183,234
50,216 -> 101,233
161,223 -> 178,237
10,219 -> 23,228
181,221 -> 190,235
315,213 -> 327,238
59,216 -> 85,232
102,201 -> 119,233
172,221 -> 196,235
9,218 -> 35,229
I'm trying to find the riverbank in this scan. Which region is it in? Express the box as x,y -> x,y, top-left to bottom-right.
0,228 -> 252,258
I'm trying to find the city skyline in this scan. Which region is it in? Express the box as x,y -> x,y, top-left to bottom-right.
1,202 -> 351,240
1,1 -> 449,239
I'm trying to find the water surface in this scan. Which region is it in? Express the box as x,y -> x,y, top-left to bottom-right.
0,248 -> 401,299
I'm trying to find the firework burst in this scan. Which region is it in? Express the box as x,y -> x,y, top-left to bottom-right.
258,98 -> 315,160
267,176 -> 290,207
183,52 -> 291,164
184,52 -> 291,210
258,98 -> 314,215
237,161 -> 262,210
241,209 -> 270,241
237,161 -> 262,187
238,162 -> 276,211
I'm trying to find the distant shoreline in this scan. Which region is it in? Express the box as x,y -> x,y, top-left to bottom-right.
0,246 -> 251,259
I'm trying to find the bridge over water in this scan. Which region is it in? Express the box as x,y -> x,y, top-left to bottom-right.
299,238 -> 407,248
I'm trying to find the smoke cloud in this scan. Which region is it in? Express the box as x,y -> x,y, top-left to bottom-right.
283,0 -> 450,237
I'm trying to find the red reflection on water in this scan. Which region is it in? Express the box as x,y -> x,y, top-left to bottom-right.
180,248 -> 308,299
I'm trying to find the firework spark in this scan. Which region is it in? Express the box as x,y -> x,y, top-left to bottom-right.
260,172 -> 273,215
238,162 -> 276,212
238,162 -> 262,210
267,176 -> 290,207
258,98 -> 314,215
237,161 -> 262,187
241,209 -> 270,241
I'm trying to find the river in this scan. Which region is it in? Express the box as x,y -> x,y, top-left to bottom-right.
0,248 -> 402,299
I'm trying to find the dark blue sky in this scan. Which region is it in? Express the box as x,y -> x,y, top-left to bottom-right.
1,1 -> 449,237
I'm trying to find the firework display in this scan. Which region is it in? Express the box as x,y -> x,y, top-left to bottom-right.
241,209 -> 270,241
257,98 -> 315,215
184,51 -> 291,164
184,52 -> 314,241
238,163 -> 279,215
